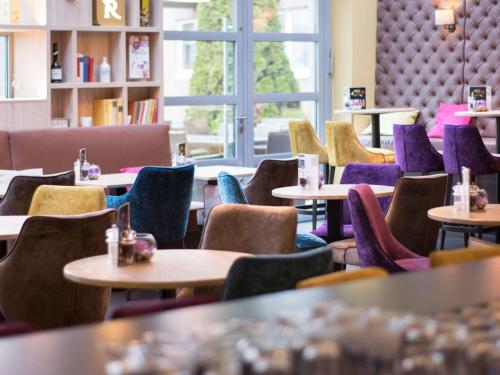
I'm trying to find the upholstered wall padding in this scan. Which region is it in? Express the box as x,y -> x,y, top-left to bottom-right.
463,0 -> 500,138
376,0 -> 466,130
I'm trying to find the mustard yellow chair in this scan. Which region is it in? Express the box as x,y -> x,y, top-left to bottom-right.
325,122 -> 395,170
297,266 -> 388,289
288,120 -> 329,228
28,186 -> 106,216
430,246 -> 500,268
288,120 -> 329,164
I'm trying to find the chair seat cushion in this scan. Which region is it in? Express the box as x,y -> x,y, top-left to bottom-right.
296,233 -> 327,252
394,257 -> 430,271
328,238 -> 359,265
311,222 -> 354,239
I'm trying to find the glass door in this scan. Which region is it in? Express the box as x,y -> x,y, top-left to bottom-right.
163,0 -> 331,166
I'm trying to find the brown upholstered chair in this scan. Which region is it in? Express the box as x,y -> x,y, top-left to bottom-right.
200,204 -> 297,254
0,171 -> 74,215
0,209 -> 116,329
203,158 -> 298,217
243,158 -> 298,206
330,174 -> 448,266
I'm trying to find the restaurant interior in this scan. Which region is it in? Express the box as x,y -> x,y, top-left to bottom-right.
0,0 -> 499,373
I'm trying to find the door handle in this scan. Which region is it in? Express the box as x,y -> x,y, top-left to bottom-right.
236,116 -> 247,134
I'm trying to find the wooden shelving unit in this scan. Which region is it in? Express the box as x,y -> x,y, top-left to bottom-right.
0,0 -> 163,130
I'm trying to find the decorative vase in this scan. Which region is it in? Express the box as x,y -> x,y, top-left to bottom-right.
134,233 -> 157,262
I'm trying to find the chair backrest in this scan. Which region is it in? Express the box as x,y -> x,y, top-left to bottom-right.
221,247 -> 332,300
28,186 -> 105,215
443,125 -> 495,175
0,171 -> 75,215
386,174 -> 447,256
126,165 -> 194,243
340,163 -> 401,224
266,131 -> 292,154
0,210 -> 116,328
243,158 -> 298,206
325,122 -> 385,167
430,246 -> 500,268
348,184 -> 417,272
288,121 -> 328,164
393,124 -> 444,173
217,172 -> 248,204
200,204 -> 297,254
297,267 -> 388,289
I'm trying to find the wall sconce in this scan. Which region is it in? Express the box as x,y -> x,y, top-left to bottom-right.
435,9 -> 456,33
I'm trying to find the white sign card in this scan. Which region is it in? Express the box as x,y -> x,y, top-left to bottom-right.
298,154 -> 319,192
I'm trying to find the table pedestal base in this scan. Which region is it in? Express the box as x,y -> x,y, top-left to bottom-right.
326,200 -> 343,243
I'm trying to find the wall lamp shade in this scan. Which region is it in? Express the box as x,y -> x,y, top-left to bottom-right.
435,9 -> 456,32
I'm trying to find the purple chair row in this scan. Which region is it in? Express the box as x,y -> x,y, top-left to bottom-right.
394,124 -> 500,247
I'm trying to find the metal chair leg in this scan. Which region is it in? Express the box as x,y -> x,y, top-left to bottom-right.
440,226 -> 446,250
312,200 -> 317,230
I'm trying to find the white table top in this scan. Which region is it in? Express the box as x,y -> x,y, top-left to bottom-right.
75,166 -> 257,188
194,166 -> 256,181
0,183 -> 7,199
428,205 -> 500,226
455,110 -> 500,117
334,107 -> 417,115
75,173 -> 137,188
63,250 -> 252,289
272,184 -> 394,200
0,215 -> 29,240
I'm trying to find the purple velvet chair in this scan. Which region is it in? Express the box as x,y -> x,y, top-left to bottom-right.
442,125 -> 500,247
348,184 -> 429,273
393,124 -> 444,173
312,163 -> 402,239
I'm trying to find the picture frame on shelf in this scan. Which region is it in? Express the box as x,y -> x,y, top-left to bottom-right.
128,35 -> 150,81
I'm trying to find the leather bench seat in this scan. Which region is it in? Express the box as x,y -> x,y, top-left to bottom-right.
6,125 -> 171,174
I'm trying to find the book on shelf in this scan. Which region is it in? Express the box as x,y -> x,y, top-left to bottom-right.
140,0 -> 150,27
128,35 -> 150,81
77,54 -> 95,83
93,98 -> 123,126
129,98 -> 158,125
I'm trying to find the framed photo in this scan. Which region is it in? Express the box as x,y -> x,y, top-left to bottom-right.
468,85 -> 492,112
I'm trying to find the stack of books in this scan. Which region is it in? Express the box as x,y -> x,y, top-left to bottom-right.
93,98 -> 123,126
77,54 -> 95,82
129,98 -> 158,125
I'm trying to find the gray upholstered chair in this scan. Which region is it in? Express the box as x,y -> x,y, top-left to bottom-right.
0,209 -> 116,329
0,171 -> 75,215
222,246 -> 333,300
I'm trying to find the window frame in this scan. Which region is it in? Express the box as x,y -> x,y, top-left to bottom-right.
0,33 -> 12,99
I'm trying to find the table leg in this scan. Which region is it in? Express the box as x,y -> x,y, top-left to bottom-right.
371,114 -> 381,149
326,200 -> 343,243
496,117 -> 500,154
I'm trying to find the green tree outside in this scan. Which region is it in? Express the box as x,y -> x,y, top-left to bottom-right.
188,0 -> 303,133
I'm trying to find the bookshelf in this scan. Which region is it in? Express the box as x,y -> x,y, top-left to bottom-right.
0,0 -> 163,130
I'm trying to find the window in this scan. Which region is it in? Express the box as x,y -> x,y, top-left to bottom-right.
164,1 -> 331,164
0,34 -> 10,99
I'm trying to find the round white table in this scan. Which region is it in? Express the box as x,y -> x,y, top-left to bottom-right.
272,184 -> 394,243
334,107 -> 417,148
63,249 -> 252,289
0,215 -> 29,240
428,205 -> 500,227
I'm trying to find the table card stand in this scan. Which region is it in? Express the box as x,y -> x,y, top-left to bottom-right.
298,154 -> 319,192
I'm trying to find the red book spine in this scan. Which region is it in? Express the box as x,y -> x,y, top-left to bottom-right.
89,58 -> 94,82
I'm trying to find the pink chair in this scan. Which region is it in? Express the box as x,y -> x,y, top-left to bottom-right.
348,184 -> 430,273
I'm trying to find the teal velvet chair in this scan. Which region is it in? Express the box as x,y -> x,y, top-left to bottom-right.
106,165 -> 194,246
217,172 -> 327,252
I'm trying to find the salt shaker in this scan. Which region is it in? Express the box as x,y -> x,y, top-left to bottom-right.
106,224 -> 119,266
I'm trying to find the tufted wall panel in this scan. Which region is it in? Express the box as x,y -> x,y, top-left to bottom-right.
376,0 -> 498,134
463,0 -> 500,137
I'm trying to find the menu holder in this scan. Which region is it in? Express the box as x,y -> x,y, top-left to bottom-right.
343,86 -> 367,110
298,154 -> 319,192
468,86 -> 492,112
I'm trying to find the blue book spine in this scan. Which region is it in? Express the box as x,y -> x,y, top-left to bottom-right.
80,56 -> 90,83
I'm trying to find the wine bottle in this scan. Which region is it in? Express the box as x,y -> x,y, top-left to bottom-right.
51,43 -> 63,83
